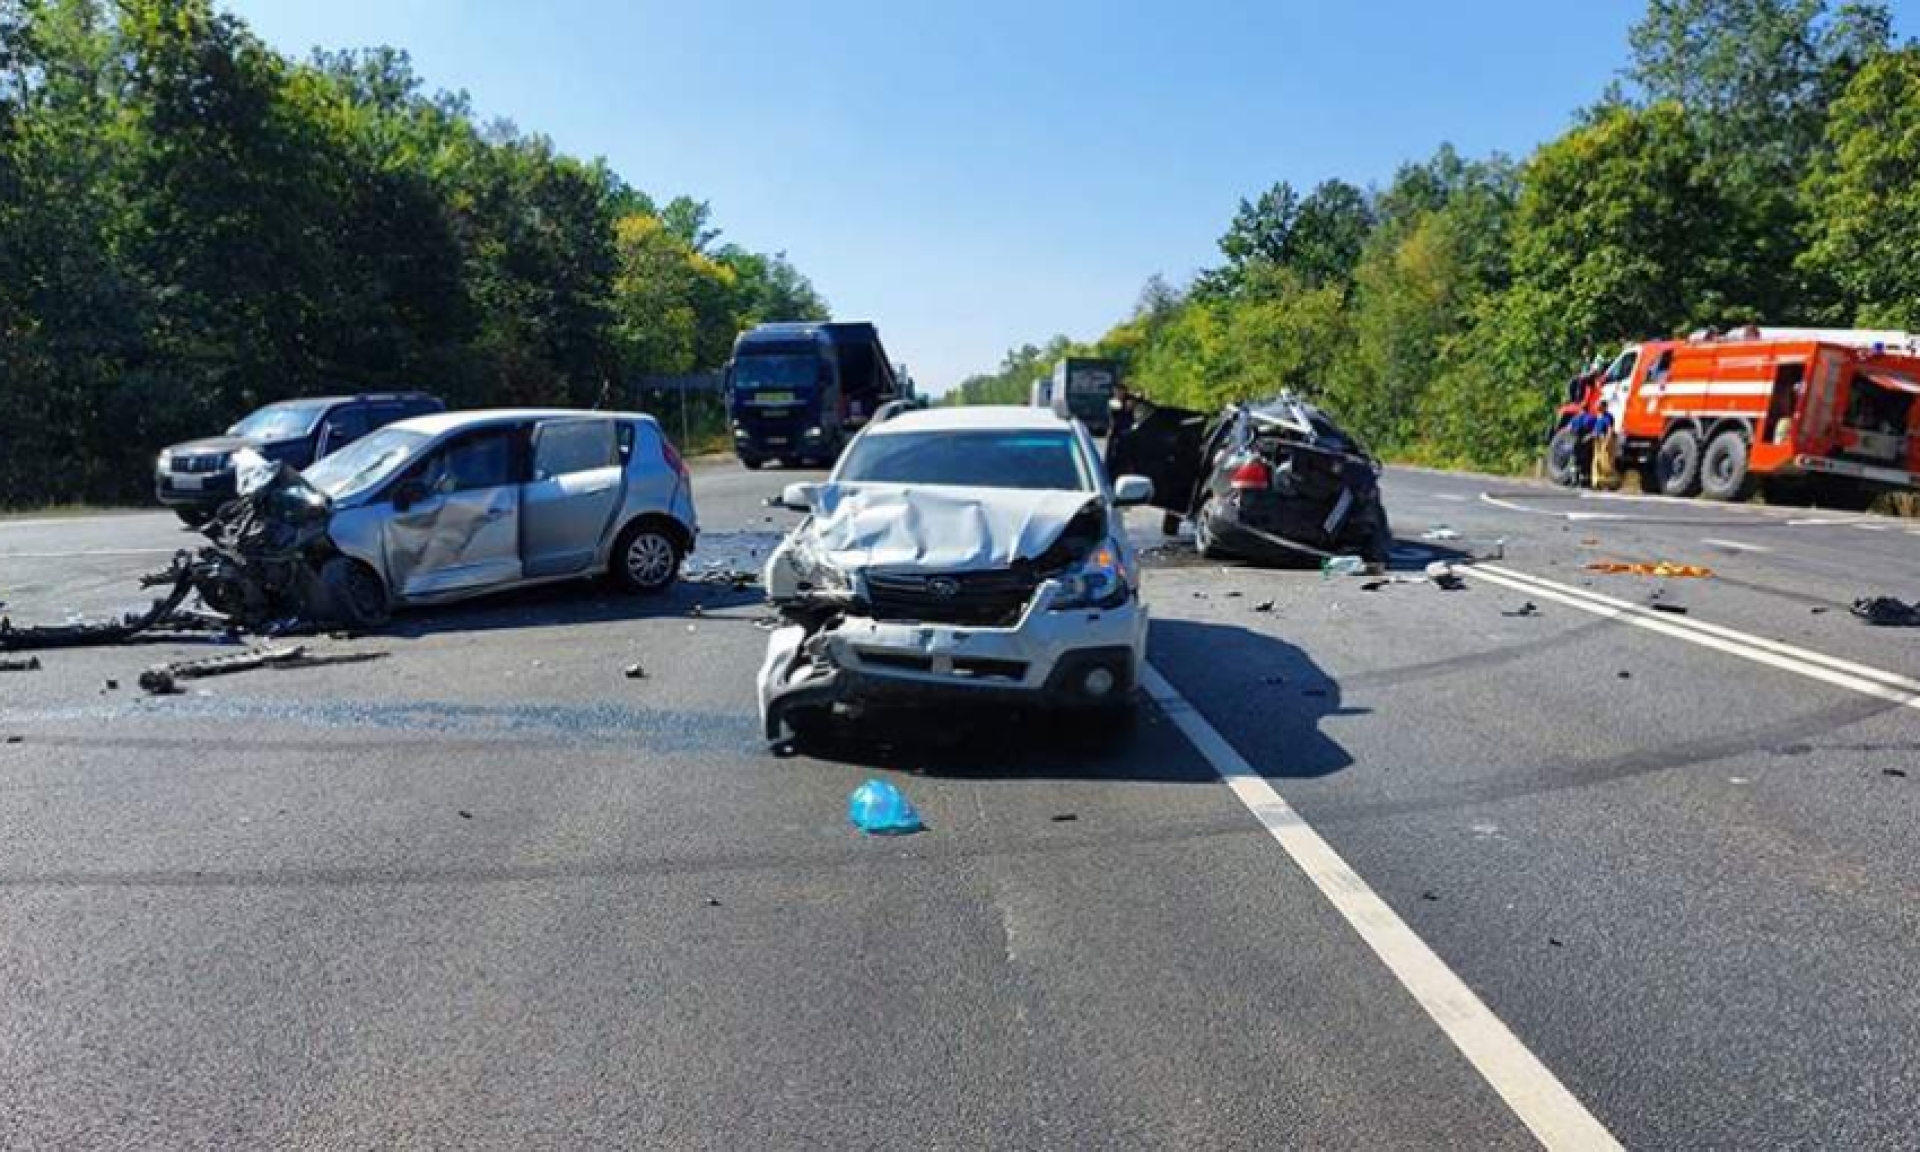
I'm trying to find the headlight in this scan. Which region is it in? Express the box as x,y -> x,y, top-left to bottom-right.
803,426 -> 824,439
1050,540 -> 1130,611
157,449 -> 173,469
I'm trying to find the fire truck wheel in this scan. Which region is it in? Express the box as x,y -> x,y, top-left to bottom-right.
1655,428 -> 1703,497
1700,429 -> 1754,502
1546,425 -> 1583,487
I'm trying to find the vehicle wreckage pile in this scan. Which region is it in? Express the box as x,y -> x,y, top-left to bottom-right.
0,454 -> 376,655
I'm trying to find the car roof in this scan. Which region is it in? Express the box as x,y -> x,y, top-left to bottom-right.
389,408 -> 652,438
865,405 -> 1075,435
257,393 -> 437,408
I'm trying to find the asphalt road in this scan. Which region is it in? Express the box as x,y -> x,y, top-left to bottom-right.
3,461 -> 1920,1148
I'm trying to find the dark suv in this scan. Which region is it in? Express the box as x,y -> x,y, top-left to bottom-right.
156,392 -> 445,523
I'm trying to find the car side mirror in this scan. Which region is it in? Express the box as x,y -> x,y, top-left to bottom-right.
779,482 -> 819,511
1113,475 -> 1155,506
392,478 -> 430,512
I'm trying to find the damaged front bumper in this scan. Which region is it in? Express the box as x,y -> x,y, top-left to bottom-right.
756,583 -> 1148,741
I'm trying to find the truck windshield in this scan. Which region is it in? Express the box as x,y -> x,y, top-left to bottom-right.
300,426 -> 428,501
837,429 -> 1090,491
734,355 -> 821,390
228,401 -> 329,441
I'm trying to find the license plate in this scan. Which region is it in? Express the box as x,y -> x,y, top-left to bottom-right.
764,436 -> 789,446
172,475 -> 203,491
752,391 -> 796,405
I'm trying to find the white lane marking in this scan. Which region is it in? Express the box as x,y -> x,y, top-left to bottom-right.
1786,516 -> 1873,527
1470,564 -> 1920,705
1432,493 -> 1468,503
1142,664 -> 1623,1151
1852,522 -> 1891,532
1477,493 -> 1625,521
1699,538 -> 1770,554
0,548 -> 180,560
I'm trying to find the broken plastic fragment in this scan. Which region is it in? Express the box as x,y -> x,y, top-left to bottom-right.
1420,526 -> 1462,541
848,779 -> 923,835
1321,555 -> 1365,577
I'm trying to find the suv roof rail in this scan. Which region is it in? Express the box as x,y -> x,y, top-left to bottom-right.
871,399 -> 912,424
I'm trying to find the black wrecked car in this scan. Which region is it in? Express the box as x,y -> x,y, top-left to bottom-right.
155,392 -> 444,524
1107,393 -> 1392,565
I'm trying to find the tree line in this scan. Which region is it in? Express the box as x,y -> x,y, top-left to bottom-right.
0,0 -> 827,506
953,0 -> 1916,473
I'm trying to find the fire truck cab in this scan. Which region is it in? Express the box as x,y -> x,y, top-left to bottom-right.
1551,328 -> 1920,502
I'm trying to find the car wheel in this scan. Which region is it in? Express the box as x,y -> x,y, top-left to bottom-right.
1546,424 -> 1583,487
1194,500 -> 1226,559
319,557 -> 390,629
1700,429 -> 1753,502
1655,427 -> 1703,497
740,456 -> 763,471
175,507 -> 213,528
613,520 -> 682,594
781,706 -> 836,751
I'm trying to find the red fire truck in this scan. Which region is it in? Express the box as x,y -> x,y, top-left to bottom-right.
1549,328 -> 1920,501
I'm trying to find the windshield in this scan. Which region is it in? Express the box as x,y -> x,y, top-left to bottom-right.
734,354 -> 822,391
228,401 -> 329,441
836,429 -> 1090,491
299,426 -> 428,500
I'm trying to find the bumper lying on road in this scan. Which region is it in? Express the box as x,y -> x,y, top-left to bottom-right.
757,585 -> 1148,740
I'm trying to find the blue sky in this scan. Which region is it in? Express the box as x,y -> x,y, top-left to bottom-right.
227,0 -> 1914,394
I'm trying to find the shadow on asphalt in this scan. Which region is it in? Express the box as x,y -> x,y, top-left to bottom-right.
788,618 -> 1355,783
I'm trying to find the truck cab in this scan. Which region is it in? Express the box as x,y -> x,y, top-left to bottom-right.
1048,358 -> 1120,436
726,322 -> 898,469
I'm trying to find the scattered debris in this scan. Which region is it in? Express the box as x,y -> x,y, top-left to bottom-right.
1616,670 -> 1632,679
103,678 -> 119,691
1360,579 -> 1388,592
1810,606 -> 1830,615
1223,591 -> 1243,599
1421,890 -> 1441,902
1050,813 -> 1079,823
1420,526 -> 1462,541
705,896 -> 723,907
458,810 -> 473,819
1580,537 -> 1599,546
1252,600 -> 1275,613
1501,602 -> 1541,618
623,662 -> 648,680
138,643 -> 388,696
3,736 -> 20,744
1585,561 -> 1714,578
848,779 -> 923,835
1425,561 -> 1465,591
1549,937 -> 1564,948
1851,597 -> 1920,627
1649,603 -> 1690,616
1322,555 -> 1367,577
0,656 -> 42,673
1885,768 -> 1908,779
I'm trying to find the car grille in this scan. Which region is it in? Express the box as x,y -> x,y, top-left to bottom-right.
863,569 -> 1038,626
172,454 -> 228,474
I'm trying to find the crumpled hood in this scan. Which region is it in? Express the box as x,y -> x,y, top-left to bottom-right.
802,483 -> 1098,573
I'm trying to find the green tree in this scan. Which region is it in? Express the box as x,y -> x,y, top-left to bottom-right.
1799,46 -> 1920,327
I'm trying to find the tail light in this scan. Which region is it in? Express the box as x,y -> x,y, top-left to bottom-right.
660,436 -> 688,478
1229,458 -> 1272,490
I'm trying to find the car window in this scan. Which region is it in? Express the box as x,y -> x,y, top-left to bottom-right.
533,419 -> 618,478
228,401 -> 329,441
422,428 -> 518,494
325,406 -> 369,445
367,403 -> 407,430
302,426 -> 428,500
836,429 -> 1090,491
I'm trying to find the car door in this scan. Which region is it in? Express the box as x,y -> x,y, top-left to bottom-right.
1106,399 -> 1209,514
520,418 -> 626,578
383,426 -> 525,599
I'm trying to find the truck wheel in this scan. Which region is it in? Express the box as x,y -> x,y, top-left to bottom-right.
1546,425 -> 1583,487
319,557 -> 390,629
1655,428 -> 1703,497
612,519 -> 683,594
1700,429 -> 1753,502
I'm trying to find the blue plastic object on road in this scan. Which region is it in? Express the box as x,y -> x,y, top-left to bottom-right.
848,779 -> 924,835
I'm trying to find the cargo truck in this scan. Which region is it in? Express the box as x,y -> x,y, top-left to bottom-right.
1049,358 -> 1120,435
727,322 -> 900,469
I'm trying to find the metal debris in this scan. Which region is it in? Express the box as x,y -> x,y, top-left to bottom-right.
138,643 -> 388,696
1852,597 -> 1920,627
1501,602 -> 1541,618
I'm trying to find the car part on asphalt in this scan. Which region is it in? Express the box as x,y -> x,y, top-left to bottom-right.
1851,596 -> 1920,626
0,656 -> 44,672
137,643 -> 389,695
1107,392 -> 1393,566
1585,561 -> 1715,578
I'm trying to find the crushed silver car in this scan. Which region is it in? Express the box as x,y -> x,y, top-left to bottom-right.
756,404 -> 1155,744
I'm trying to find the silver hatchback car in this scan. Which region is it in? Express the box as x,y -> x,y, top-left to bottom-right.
295,409 -> 698,618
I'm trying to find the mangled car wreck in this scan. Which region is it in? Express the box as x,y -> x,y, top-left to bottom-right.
1108,393 -> 1392,565
756,406 -> 1156,744
2,409 -> 698,652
